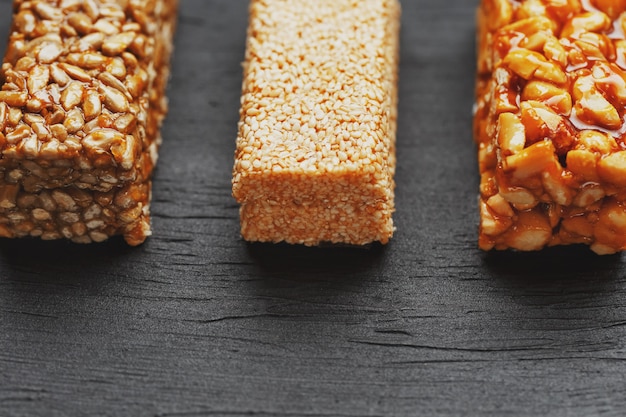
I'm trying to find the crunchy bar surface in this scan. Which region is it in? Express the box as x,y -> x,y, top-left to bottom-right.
475,0 -> 626,254
232,0 -> 400,246
0,0 -> 178,245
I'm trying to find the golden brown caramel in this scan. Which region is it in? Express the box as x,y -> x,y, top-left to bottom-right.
0,0 -> 178,245
476,0 -> 626,254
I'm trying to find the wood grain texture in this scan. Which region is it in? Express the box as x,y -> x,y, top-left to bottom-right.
1,1 -> 626,416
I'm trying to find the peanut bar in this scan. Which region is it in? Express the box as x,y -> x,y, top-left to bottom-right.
232,0 -> 400,246
475,0 -> 626,254
0,0 -> 177,245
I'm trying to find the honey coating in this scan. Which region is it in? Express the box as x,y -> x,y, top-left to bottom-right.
476,0 -> 626,254
0,0 -> 178,245
232,0 -> 400,246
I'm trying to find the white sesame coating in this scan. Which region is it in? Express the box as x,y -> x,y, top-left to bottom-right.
232,0 -> 401,246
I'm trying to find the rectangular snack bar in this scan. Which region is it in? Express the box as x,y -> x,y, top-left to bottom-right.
232,0 -> 400,246
475,0 -> 626,254
0,0 -> 178,245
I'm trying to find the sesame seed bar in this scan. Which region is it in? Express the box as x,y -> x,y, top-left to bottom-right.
0,0 -> 177,245
232,0 -> 400,246
475,0 -> 626,254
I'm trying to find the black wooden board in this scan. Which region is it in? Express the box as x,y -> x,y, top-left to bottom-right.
2,1 -> 626,416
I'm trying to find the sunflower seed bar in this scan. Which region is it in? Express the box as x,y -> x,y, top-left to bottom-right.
232,0 -> 400,246
0,0 -> 177,245
475,0 -> 626,254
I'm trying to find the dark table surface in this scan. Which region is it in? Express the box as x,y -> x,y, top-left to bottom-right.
2,1 -> 626,416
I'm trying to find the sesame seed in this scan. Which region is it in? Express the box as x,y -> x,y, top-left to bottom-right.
232,0 -> 400,246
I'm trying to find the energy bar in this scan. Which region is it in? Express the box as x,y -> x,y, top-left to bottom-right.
475,0 -> 626,254
232,0 -> 400,246
0,0 -> 178,245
